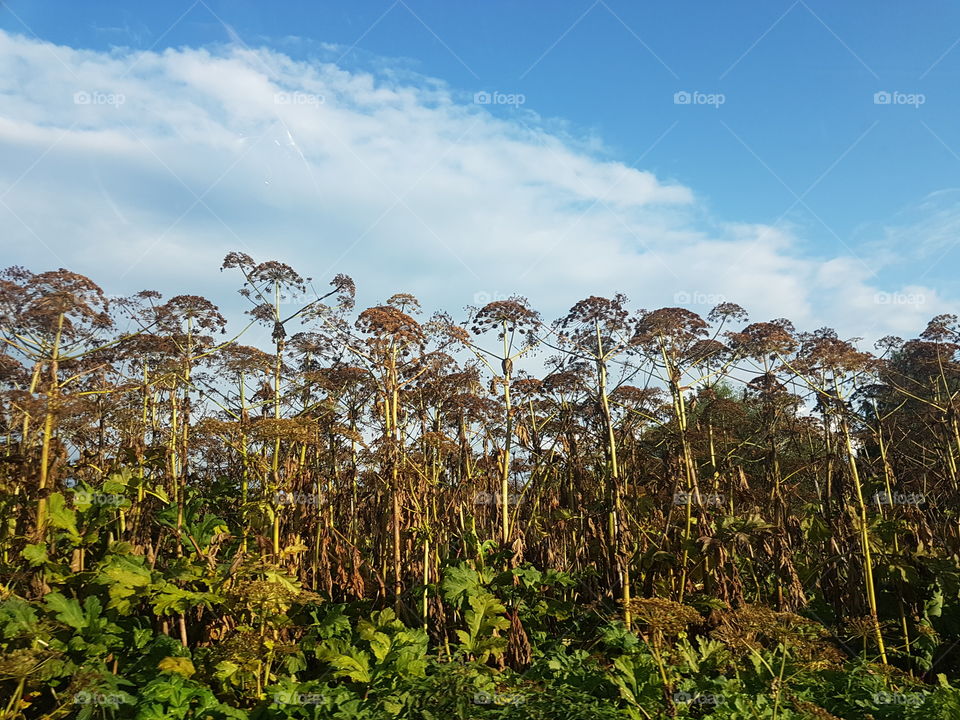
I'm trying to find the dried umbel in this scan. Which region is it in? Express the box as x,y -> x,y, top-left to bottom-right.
554,294 -> 636,360
223,253 -> 355,346
328,274 -> 356,310
920,313 -> 960,343
710,605 -> 845,666
216,344 -> 274,376
307,364 -> 371,395
0,267 -> 112,343
634,307 -> 709,359
248,417 -> 317,444
226,576 -> 323,620
470,298 -> 540,340
610,385 -> 666,411
745,372 -> 789,397
356,305 -> 426,352
559,294 -> 631,332
627,597 -> 702,637
727,320 -> 797,360
685,338 -> 728,365
509,376 -> 544,402
0,352 -> 28,386
540,369 -> 584,396
224,254 -> 307,294
794,328 -> 875,377
160,295 -> 227,334
707,302 -> 748,327
890,339 -> 960,381
0,648 -> 61,678
418,431 -> 459,456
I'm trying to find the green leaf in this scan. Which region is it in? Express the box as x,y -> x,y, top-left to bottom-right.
329,650 -> 371,683
47,493 -> 80,541
151,584 -> 221,616
44,592 -> 87,630
383,697 -> 405,715
96,555 -> 153,614
0,598 -> 38,638
21,543 -> 48,566
368,631 -> 392,663
214,660 -> 239,683
440,564 -> 482,607
157,656 -> 196,677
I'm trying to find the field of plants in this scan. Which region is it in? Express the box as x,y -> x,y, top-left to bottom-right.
2,254 -> 960,719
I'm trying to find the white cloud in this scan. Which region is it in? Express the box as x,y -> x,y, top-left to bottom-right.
0,29 -> 953,347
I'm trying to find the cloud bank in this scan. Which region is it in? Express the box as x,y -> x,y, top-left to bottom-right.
0,29 -> 953,343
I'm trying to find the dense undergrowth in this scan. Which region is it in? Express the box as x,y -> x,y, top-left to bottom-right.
2,257 -> 960,718
6,533 -> 960,719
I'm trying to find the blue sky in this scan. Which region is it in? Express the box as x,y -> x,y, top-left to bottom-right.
1,0 -> 958,341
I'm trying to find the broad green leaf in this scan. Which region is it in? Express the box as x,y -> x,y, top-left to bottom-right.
21,543 -> 48,566
44,592 -> 86,630
368,631 -> 392,663
47,493 -> 80,541
0,598 -> 38,638
158,656 -> 195,677
440,564 -> 481,606
214,660 -> 239,682
329,650 -> 371,683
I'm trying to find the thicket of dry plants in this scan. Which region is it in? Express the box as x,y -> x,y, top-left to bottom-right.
2,255 -> 960,717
